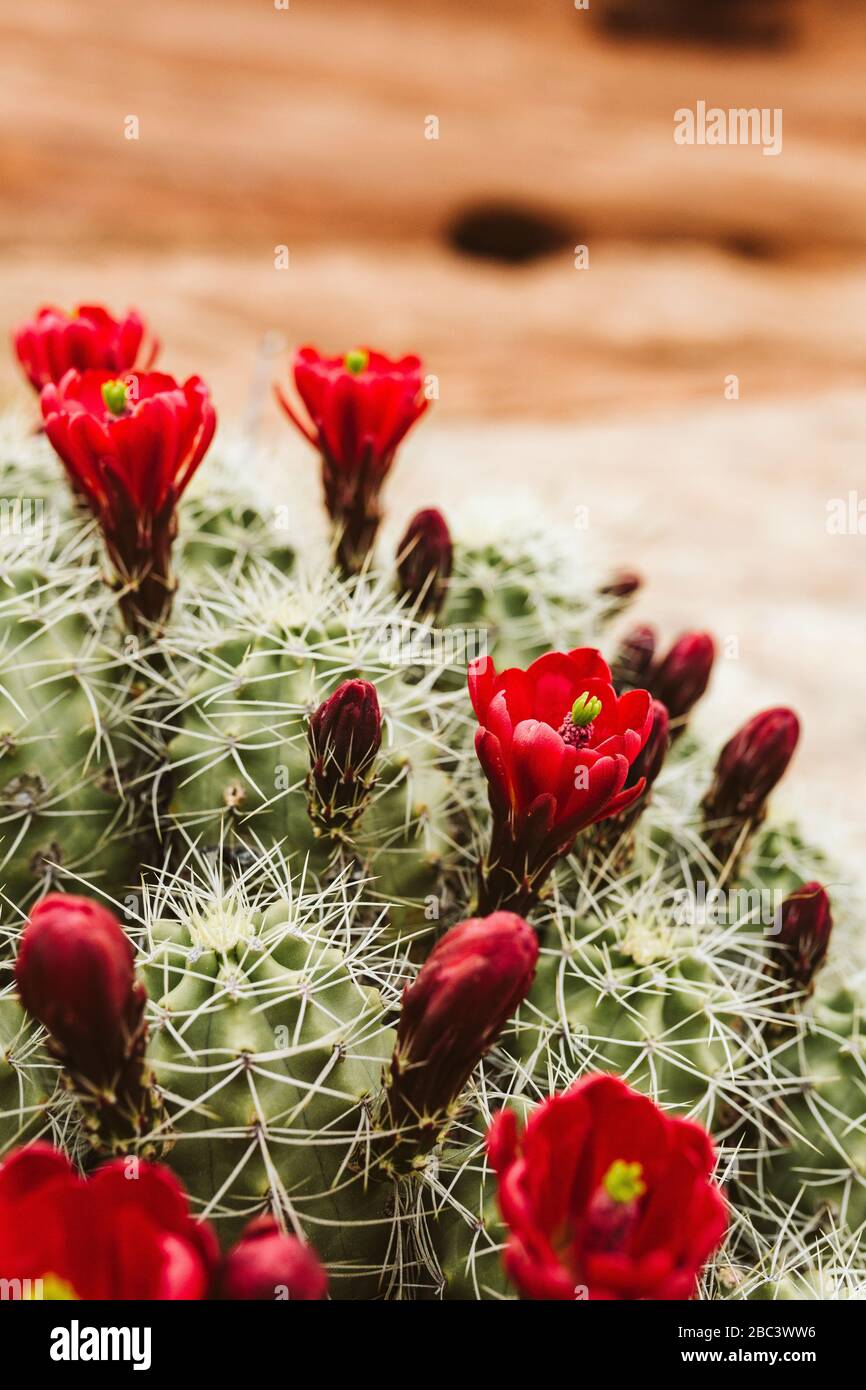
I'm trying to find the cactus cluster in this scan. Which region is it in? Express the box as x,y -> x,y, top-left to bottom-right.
0,306 -> 863,1302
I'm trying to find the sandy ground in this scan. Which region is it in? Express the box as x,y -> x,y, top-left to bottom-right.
0,0 -> 864,860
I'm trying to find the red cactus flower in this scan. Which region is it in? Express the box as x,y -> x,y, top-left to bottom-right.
12,304 -> 158,394
306,679 -> 382,834
469,648 -> 653,912
396,507 -> 453,618
276,346 -> 429,573
218,1215 -> 328,1301
488,1074 -> 727,1300
649,631 -> 715,725
383,913 -> 538,1165
16,894 -> 143,1090
0,1143 -> 217,1299
775,881 -> 832,991
41,368 -> 215,630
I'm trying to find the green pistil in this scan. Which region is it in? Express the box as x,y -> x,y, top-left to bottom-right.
25,1272 -> 79,1301
344,348 -> 369,375
602,1159 -> 646,1204
571,691 -> 602,728
101,379 -> 128,415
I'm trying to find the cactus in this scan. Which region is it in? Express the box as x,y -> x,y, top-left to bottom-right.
150,563 -> 463,946
0,519 -> 145,911
2,316 -> 865,1304
138,853 -> 401,1297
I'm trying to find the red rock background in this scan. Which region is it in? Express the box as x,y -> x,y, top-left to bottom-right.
0,0 -> 863,852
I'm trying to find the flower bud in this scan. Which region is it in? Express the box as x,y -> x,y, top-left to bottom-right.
589,700 -> 669,860
306,679 -> 382,833
599,570 -> 642,602
16,894 -> 143,1089
218,1216 -> 328,1301
611,624 -> 656,691
384,913 -> 538,1163
628,698 -> 670,793
775,881 -> 831,990
649,631 -> 715,722
707,707 -> 800,822
396,508 -> 453,618
15,894 -> 160,1150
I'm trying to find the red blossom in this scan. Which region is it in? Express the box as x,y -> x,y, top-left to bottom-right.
218,1216 -> 328,1301
0,1143 -> 217,1300
383,913 -> 538,1163
41,368 -> 215,630
488,1074 -> 727,1300
12,304 -> 158,393
276,346 -> 429,573
469,648 -> 652,912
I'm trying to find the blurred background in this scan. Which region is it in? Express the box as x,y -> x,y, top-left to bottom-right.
0,0 -> 864,850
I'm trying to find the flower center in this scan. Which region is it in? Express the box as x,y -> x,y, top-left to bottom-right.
581,1159 -> 646,1255
344,348 -> 369,376
557,692 -> 602,748
26,1272 -> 79,1300
101,379 -> 129,415
602,1158 -> 646,1203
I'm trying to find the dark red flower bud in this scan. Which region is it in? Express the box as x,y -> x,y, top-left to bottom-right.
708,707 -> 800,822
15,895 -> 159,1148
649,631 -> 715,723
306,679 -> 382,834
16,894 -> 141,1088
700,707 -> 800,871
589,700 -> 670,860
775,881 -> 832,990
599,570 -> 642,602
626,698 -> 670,793
611,624 -> 657,691
218,1216 -> 328,1301
383,913 -> 538,1164
396,508 -> 453,619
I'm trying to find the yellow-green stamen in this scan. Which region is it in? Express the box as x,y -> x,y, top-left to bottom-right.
101,379 -> 128,415
602,1158 -> 646,1204
344,348 -> 369,375
571,691 -> 602,728
24,1272 -> 79,1300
